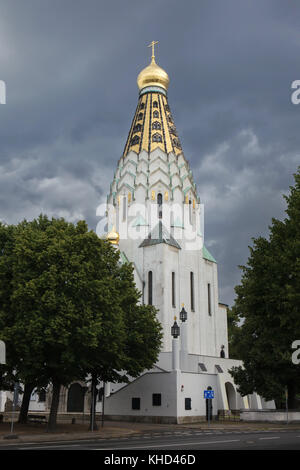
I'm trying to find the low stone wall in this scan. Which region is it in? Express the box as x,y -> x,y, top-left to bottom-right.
105,414 -> 211,424
105,414 -> 178,424
1,412 -> 101,424
240,409 -> 300,423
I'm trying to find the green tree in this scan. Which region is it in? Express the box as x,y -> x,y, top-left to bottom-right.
0,215 -> 163,431
229,168 -> 300,408
227,305 -> 241,360
0,216 -> 126,430
84,260 -> 163,430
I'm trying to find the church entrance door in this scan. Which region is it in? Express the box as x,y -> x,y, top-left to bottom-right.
225,382 -> 236,410
67,383 -> 86,412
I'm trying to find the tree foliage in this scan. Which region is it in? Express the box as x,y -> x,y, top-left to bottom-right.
0,215 -> 162,429
229,168 -> 300,407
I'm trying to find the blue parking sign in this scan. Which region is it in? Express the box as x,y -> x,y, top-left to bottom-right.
204,390 -> 214,399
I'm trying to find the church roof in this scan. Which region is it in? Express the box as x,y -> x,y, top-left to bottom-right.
123,47 -> 183,158
139,221 -> 181,250
202,245 -> 217,263
119,251 -> 130,264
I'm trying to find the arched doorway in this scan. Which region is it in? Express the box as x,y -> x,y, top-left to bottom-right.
67,383 -> 86,412
225,382 -> 236,410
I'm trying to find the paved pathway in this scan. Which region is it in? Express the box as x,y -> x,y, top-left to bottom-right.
1,419 -> 300,445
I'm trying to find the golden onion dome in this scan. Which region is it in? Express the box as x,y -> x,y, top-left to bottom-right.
106,226 -> 120,245
137,45 -> 170,91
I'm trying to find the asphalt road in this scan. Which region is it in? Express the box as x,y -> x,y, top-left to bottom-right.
1,429 -> 300,451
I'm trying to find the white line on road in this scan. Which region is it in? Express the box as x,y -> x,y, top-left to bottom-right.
259,437 -> 280,440
21,444 -> 81,449
97,439 -> 241,450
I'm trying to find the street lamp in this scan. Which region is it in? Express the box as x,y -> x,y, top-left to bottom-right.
171,317 -> 180,338
179,304 -> 187,323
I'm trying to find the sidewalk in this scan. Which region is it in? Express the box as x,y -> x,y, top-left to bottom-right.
1,419 -> 300,444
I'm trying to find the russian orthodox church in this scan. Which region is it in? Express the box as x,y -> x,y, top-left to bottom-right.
102,43 -> 275,422
0,44 -> 275,422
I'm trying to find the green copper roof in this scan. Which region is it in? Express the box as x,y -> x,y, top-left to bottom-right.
203,245 -> 217,263
120,251 -> 129,264
132,214 -> 149,227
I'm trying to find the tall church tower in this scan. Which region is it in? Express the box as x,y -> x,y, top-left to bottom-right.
106,43 -> 228,357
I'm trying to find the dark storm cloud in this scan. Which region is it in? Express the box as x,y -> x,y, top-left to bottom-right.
0,0 -> 299,305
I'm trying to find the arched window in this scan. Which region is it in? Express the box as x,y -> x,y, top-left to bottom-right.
173,138 -> 181,149
133,123 -> 142,133
140,102 -> 145,109
131,135 -> 140,146
152,133 -> 162,143
153,101 -> 158,108
189,199 -> 192,225
137,112 -> 143,121
153,110 -> 159,118
157,193 -> 162,219
148,271 -> 153,305
152,121 -> 161,130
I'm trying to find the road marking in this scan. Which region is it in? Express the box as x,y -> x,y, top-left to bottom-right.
21,444 -> 81,449
259,437 -> 280,440
97,439 -> 241,450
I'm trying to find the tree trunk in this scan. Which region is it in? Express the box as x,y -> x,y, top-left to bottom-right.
89,373 -> 98,431
18,382 -> 34,424
47,379 -> 61,432
287,382 -> 297,409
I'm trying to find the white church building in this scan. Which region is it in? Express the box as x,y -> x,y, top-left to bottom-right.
0,45 -> 275,422
101,44 -> 275,423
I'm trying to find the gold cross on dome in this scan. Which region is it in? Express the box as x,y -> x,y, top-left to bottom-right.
148,40 -> 158,61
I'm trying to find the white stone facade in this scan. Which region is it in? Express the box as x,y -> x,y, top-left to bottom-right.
106,147 -> 227,358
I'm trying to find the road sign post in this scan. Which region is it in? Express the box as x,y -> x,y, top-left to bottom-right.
204,389 -> 214,425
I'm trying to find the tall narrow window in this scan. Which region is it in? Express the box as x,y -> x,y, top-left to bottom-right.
208,283 -> 212,316
190,272 -> 195,312
172,272 -> 176,308
148,271 -> 153,305
157,193 -> 162,219
122,196 -> 126,222
189,199 -> 192,225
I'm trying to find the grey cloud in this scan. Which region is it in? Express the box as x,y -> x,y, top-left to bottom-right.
0,0 -> 299,305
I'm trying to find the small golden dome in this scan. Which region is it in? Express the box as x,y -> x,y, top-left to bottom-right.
137,56 -> 170,91
106,226 -> 120,245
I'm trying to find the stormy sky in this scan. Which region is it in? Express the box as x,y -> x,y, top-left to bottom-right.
0,0 -> 299,306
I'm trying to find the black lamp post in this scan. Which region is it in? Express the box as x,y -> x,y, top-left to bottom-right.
179,305 -> 187,322
171,317 -> 180,338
